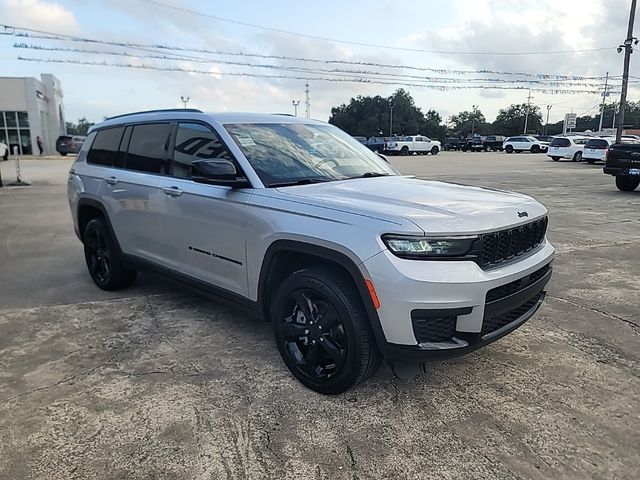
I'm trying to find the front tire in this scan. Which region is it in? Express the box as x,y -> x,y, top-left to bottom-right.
615,176 -> 640,191
83,218 -> 137,290
531,145 -> 540,153
430,146 -> 439,155
271,268 -> 381,394
400,146 -> 409,156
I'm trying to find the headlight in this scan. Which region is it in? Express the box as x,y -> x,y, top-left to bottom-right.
382,235 -> 477,258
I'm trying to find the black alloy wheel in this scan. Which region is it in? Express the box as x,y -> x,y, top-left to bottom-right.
271,268 -> 381,394
85,226 -> 112,285
83,218 -> 137,290
279,289 -> 347,381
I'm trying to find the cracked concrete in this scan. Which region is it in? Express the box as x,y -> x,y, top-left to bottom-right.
0,154 -> 639,479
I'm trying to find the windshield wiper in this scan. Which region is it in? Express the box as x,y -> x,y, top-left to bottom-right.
269,178 -> 331,188
348,172 -> 390,179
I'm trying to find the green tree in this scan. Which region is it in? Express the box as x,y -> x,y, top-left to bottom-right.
65,117 -> 95,136
492,104 -> 543,136
449,109 -> 488,137
328,89 -> 446,140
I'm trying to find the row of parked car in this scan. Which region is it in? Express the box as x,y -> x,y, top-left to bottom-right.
354,135 -> 442,155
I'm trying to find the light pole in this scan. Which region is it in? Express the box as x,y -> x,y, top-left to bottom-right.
471,105 -> 478,136
180,96 -> 190,109
389,103 -> 395,136
544,105 -> 552,136
292,100 -> 300,116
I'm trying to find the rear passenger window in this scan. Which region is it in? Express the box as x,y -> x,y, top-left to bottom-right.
87,127 -> 124,167
172,123 -> 234,179
126,123 -> 172,174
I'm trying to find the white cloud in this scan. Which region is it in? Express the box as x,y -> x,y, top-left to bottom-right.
2,0 -> 78,33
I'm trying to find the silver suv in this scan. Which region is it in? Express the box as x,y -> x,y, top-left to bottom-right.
68,109 -> 554,394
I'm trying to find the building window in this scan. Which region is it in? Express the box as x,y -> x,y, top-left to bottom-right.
0,111 -> 31,155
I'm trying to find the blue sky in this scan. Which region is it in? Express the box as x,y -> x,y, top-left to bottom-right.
2,0 -> 637,127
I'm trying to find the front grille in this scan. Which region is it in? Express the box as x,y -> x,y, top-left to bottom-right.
412,315 -> 457,343
479,217 -> 548,268
482,292 -> 543,335
485,263 -> 551,303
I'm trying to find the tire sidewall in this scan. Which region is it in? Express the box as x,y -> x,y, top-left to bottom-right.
271,270 -> 371,394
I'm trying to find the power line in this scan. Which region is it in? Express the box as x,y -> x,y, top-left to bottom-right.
16,56 -> 607,94
133,0 -> 616,56
12,43 -> 612,88
1,24 -> 616,80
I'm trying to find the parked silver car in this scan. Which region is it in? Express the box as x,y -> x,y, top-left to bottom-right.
67,109 -> 554,394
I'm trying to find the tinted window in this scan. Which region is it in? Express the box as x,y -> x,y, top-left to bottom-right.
585,139 -> 609,149
574,138 -> 589,145
87,127 -> 125,166
172,123 -> 234,179
550,138 -> 570,147
126,123 -> 172,174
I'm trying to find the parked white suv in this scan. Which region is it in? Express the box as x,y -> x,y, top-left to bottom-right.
547,136 -> 590,162
67,109 -> 554,394
503,136 -> 549,154
385,135 -> 441,156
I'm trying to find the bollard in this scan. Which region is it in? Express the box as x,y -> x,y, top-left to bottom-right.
7,146 -> 30,187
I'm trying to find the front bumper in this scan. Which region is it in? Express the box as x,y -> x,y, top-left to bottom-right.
362,241 -> 554,361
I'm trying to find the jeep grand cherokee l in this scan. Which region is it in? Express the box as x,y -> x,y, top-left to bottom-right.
67,109 -> 554,394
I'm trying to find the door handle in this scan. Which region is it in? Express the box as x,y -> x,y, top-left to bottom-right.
162,186 -> 183,197
105,176 -> 118,185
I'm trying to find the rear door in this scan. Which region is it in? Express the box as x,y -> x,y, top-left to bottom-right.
156,122 -> 251,297
99,122 -> 173,264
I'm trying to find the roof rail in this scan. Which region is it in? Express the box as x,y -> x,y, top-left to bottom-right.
105,108 -> 203,121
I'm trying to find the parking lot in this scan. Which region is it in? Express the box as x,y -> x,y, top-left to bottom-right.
0,152 -> 638,480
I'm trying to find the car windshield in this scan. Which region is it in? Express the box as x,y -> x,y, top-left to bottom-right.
225,123 -> 396,187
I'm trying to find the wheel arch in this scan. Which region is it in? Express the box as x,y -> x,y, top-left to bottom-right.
257,240 -> 388,349
76,198 -> 123,252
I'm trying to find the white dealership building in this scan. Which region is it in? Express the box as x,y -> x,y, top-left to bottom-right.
0,74 -> 66,155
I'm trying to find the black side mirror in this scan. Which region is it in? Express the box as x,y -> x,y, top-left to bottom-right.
191,159 -> 250,187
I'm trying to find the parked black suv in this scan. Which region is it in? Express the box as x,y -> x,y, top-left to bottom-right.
482,135 -> 506,151
56,135 -> 86,156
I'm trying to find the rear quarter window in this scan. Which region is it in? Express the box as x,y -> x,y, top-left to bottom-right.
87,127 -> 125,167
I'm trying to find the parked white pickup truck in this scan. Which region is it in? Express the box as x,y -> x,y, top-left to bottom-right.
385,135 -> 441,156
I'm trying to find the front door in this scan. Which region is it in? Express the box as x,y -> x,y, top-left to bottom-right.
156,122 -> 251,297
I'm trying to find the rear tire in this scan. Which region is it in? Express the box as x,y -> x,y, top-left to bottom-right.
60,152 -> 68,156
505,145 -> 514,154
615,176 -> 640,191
573,151 -> 582,162
83,218 -> 137,290
430,146 -> 439,155
271,268 -> 382,394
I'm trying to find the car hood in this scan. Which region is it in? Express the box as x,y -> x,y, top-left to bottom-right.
275,176 -> 547,234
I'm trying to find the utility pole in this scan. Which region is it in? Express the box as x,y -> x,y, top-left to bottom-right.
598,72 -> 610,133
471,104 -> 478,136
292,100 -> 300,116
180,96 -> 190,109
523,90 -> 532,134
304,83 -> 310,119
389,103 -> 395,136
616,0 -> 637,143
544,105 -> 552,136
